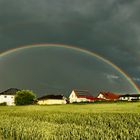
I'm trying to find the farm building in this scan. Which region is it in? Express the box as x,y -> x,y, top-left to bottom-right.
119,94 -> 140,101
97,92 -> 121,101
69,90 -> 95,103
0,88 -> 20,106
37,95 -> 67,105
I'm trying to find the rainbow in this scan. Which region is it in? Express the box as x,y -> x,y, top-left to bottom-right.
0,43 -> 139,94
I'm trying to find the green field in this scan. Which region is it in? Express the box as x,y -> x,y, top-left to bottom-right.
0,102 -> 140,140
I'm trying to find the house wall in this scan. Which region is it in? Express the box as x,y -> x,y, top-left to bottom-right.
97,94 -> 106,100
69,90 -> 90,103
69,90 -> 78,103
119,97 -> 128,101
38,99 -> 66,105
76,98 -> 90,102
0,95 -> 15,106
119,96 -> 140,101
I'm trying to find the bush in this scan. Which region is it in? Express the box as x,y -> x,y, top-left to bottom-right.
15,90 -> 36,105
0,102 -> 7,106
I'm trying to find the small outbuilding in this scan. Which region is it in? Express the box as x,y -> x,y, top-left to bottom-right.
37,95 -> 67,105
0,88 -> 20,106
69,89 -> 95,103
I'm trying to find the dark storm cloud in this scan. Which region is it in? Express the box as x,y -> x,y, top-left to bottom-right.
0,0 -> 140,87
0,46 -> 138,96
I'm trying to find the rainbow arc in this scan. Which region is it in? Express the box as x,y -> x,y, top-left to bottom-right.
0,43 -> 139,94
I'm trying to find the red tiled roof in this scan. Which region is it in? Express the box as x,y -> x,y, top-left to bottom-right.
99,92 -> 121,100
78,95 -> 95,100
93,97 -> 106,101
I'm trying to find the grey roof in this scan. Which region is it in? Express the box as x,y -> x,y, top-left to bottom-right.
0,88 -> 20,95
38,95 -> 65,100
73,90 -> 92,97
119,94 -> 140,97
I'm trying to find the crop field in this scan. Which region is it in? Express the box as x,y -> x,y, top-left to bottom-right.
0,102 -> 140,140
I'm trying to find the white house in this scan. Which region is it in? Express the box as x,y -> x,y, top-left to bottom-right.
37,95 -> 67,105
97,92 -> 121,101
69,90 -> 94,103
0,88 -> 20,106
119,94 -> 140,101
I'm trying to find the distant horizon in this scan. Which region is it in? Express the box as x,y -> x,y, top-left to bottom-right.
0,87 -> 139,98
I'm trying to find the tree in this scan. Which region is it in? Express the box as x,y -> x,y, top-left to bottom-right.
15,90 -> 36,105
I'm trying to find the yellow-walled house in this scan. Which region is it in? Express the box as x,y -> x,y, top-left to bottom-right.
37,95 -> 67,105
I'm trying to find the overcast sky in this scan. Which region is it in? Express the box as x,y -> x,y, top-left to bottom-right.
0,0 -> 140,94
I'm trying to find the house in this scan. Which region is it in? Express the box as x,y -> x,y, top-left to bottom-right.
69,90 -> 95,103
37,95 -> 67,105
97,91 -> 121,101
119,94 -> 140,101
0,88 -> 20,106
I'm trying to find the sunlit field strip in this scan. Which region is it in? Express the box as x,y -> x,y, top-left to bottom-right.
0,102 -> 140,140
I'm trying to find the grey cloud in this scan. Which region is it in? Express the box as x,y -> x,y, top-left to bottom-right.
0,0 -> 140,88
0,46 -> 137,96
106,74 -> 119,80
133,77 -> 140,82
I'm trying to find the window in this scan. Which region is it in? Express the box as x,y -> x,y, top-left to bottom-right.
11,97 -> 13,99
4,96 -> 7,98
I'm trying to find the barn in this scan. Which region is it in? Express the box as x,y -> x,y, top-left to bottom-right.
37,95 -> 67,105
0,88 -> 20,106
69,90 -> 94,103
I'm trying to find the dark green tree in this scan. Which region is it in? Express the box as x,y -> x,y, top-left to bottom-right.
15,90 -> 36,105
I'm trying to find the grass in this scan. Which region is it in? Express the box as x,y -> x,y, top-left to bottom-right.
0,102 -> 140,139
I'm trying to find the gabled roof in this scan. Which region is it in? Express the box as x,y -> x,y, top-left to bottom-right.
73,90 -> 94,100
38,95 -> 65,100
0,88 -> 20,95
99,92 -> 121,100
